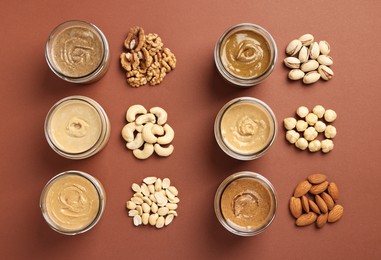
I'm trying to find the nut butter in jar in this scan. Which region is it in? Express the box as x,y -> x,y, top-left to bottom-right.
214,97 -> 277,160
40,170 -> 106,235
214,171 -> 277,236
44,96 -> 110,159
214,23 -> 277,87
45,20 -> 110,83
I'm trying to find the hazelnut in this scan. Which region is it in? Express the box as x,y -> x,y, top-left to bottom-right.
324,109 -> 337,122
304,127 -> 318,141
314,121 -> 326,133
321,139 -> 334,153
306,113 -> 318,126
325,125 -> 337,139
312,105 -> 325,118
296,120 -> 308,132
295,138 -> 308,150
284,117 -> 297,130
308,140 -> 322,152
296,106 -> 309,118
286,130 -> 300,144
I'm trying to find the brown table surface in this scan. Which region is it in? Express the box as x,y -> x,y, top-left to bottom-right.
1,0 -> 380,259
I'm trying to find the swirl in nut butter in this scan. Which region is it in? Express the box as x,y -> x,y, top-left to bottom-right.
51,26 -> 103,77
45,174 -> 100,231
221,30 -> 271,78
221,102 -> 273,155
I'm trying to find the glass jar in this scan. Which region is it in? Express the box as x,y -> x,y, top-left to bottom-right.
40,170 -> 106,235
44,96 -> 111,159
214,23 -> 277,87
45,20 -> 110,84
214,171 -> 277,236
214,97 -> 277,160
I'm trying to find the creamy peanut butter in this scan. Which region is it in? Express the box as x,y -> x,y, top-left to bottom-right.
49,99 -> 102,154
221,30 -> 270,78
44,173 -> 100,231
50,24 -> 104,78
220,102 -> 275,155
221,177 -> 274,231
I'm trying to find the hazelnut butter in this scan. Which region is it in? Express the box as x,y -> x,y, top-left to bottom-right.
46,20 -> 110,83
215,172 -> 277,236
215,97 -> 277,160
40,171 -> 106,235
45,96 -> 110,159
214,23 -> 277,87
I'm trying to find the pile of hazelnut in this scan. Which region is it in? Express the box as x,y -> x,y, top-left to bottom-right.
284,105 -> 337,153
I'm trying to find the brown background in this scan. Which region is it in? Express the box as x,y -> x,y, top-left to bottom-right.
1,0 -> 380,259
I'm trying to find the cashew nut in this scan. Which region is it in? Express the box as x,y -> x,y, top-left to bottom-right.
136,113 -> 156,125
152,124 -> 164,136
127,133 -> 144,150
126,105 -> 147,122
133,143 -> 154,159
157,124 -> 174,145
154,144 -> 174,157
121,122 -> 136,142
142,123 -> 158,144
150,107 -> 168,125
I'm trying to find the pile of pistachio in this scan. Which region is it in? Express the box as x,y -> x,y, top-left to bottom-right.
284,34 -> 333,84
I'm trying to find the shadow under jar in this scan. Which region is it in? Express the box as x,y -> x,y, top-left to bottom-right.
44,96 -> 110,159
214,171 -> 277,236
214,23 -> 277,87
214,97 -> 277,160
45,20 -> 110,84
40,170 -> 106,235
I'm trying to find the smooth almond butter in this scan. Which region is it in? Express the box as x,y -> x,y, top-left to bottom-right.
294,180 -> 312,197
328,205 -> 344,223
309,181 -> 329,195
316,213 -> 328,228
290,197 -> 302,218
308,199 -> 321,214
296,212 -> 317,226
301,195 -> 310,213
315,195 -> 328,213
328,182 -> 340,201
307,173 -> 327,184
321,192 -> 335,210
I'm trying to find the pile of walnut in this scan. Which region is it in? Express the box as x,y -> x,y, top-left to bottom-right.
284,105 -> 337,153
121,104 -> 174,159
290,173 -> 344,228
120,26 -> 176,87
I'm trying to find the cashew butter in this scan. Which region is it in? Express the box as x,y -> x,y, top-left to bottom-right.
45,96 -> 110,159
40,171 -> 106,235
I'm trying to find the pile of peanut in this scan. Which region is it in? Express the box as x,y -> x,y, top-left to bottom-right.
120,26 -> 176,87
121,104 -> 174,159
290,173 -> 344,228
126,177 -> 179,228
284,105 -> 337,153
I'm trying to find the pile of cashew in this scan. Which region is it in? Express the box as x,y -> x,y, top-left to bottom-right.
122,105 -> 174,159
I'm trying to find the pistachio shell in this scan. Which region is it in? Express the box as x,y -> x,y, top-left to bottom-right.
298,34 -> 314,46
286,39 -> 303,56
317,55 -> 333,66
303,71 -> 321,84
319,40 -> 331,55
309,42 -> 320,60
288,69 -> 305,80
298,46 -> 309,63
318,65 -> 334,80
301,60 -> 319,72
284,57 -> 301,69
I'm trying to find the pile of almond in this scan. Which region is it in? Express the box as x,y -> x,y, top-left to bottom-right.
289,173 -> 344,228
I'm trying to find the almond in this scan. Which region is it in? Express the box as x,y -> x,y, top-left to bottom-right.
301,195 -> 310,213
307,173 -> 327,184
328,182 -> 340,201
289,197 -> 302,218
315,195 -> 328,213
293,180 -> 312,197
308,199 -> 321,214
296,212 -> 317,226
321,192 -> 335,210
316,213 -> 328,228
328,205 -> 344,223
309,181 -> 328,195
